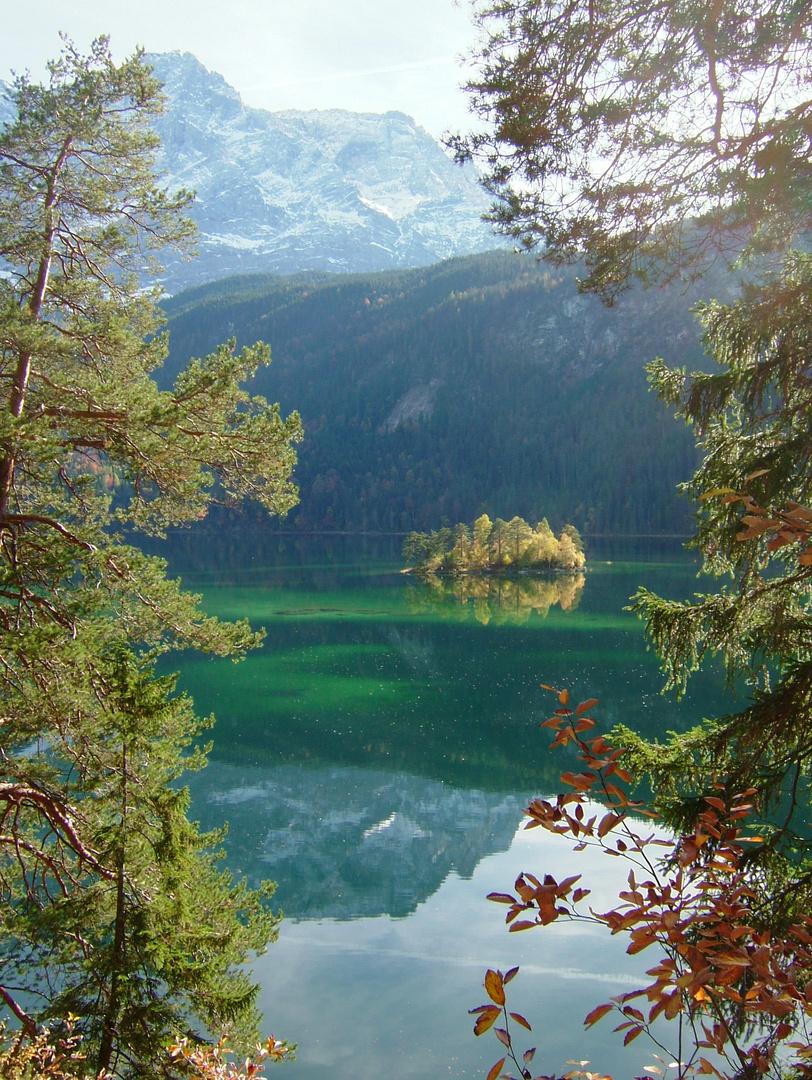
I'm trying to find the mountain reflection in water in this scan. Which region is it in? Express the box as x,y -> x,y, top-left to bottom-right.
186,761 -> 526,919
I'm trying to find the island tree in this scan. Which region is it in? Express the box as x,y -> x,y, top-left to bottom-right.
403,514 -> 585,572
0,38 -> 301,1074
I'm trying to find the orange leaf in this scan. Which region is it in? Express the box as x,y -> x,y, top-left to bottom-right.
584,1002 -> 615,1027
704,796 -> 726,811
623,1026 -> 644,1045
510,1012 -> 532,1031
472,1006 -> 501,1035
575,698 -> 599,716
504,966 -> 519,984
487,1059 -> 506,1080
509,920 -> 539,932
485,969 -> 506,1006
664,992 -> 682,1020
559,689 -> 570,706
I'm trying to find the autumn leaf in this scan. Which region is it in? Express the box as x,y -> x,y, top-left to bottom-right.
487,1058 -> 506,1080
598,812 -> 623,838
508,919 -> 539,932
471,1005 -> 501,1035
510,1011 -> 532,1031
485,969 -> 506,1006
575,698 -> 600,715
584,1002 -> 615,1027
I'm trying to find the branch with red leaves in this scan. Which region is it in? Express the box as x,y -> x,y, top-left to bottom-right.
472,688 -> 812,1080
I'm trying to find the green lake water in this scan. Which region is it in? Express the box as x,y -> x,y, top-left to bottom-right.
159,532 -> 728,1080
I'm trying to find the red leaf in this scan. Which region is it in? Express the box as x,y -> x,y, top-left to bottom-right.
575,717 -> 596,732
488,893 -> 519,905
495,1027 -> 512,1048
508,920 -> 539,932
704,796 -> 726,812
504,966 -> 519,985
510,1012 -> 532,1031
598,812 -> 623,838
624,1026 -> 644,1045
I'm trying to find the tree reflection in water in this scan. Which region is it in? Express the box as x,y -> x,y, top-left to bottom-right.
404,572 -> 585,624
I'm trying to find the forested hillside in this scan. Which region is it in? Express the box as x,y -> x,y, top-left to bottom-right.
164,250 -> 722,534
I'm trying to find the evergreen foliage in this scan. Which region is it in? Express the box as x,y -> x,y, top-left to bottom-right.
454,3 -> 812,1075
164,251 -> 709,536
403,514 -> 585,572
0,39 -> 301,1074
626,250 -> 812,875
451,0 -> 812,299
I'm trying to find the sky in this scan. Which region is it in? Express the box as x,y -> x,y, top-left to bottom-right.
0,0 -> 482,138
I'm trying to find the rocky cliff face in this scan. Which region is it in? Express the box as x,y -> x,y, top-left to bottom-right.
146,52 -> 501,292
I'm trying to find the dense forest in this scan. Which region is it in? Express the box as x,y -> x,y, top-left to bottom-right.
163,250 -> 720,535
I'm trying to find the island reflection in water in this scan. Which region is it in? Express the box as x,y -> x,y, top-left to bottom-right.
405,571 -> 586,624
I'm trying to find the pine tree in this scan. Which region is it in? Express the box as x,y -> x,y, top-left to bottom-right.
0,38 -> 301,1071
624,252 -> 812,891
452,0 -> 812,298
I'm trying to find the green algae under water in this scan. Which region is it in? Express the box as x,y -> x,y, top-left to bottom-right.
156,532 -> 726,1080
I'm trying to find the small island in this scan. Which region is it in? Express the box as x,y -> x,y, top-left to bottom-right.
402,514 -> 585,574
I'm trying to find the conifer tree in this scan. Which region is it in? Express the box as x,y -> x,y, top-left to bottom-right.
452,0 -> 812,299
0,38 -> 301,1072
456,0 -> 812,987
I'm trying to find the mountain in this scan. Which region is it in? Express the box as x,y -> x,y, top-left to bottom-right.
146,52 -> 501,293
162,250 -> 730,536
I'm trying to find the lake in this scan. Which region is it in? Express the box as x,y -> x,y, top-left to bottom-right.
158,532 -> 726,1080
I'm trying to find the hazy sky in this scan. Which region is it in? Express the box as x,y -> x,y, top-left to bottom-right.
0,0 -> 481,138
